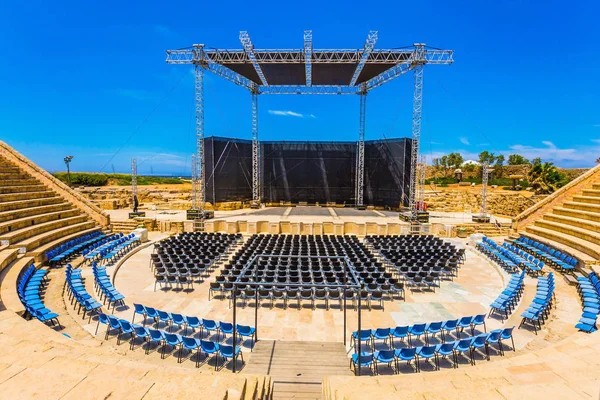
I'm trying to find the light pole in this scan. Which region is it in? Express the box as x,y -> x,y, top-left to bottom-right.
64,156 -> 73,187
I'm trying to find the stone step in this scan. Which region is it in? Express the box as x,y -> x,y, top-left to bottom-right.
0,202 -> 74,224
581,189 -> 600,197
0,256 -> 34,313
0,166 -> 22,173
563,200 -> 600,214
0,248 -> 19,275
0,184 -> 47,194
534,219 -> 600,246
521,229 -> 597,265
552,206 -> 600,223
592,183 -> 600,190
544,213 -> 600,234
0,172 -> 31,180
0,190 -> 55,203
572,195 -> 600,205
10,221 -> 97,253
525,224 -> 600,261
0,215 -> 87,245
0,208 -> 80,235
27,226 -> 102,263
0,178 -> 40,186
0,196 -> 64,213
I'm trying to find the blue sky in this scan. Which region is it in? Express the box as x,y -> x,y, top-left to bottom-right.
0,0 -> 598,174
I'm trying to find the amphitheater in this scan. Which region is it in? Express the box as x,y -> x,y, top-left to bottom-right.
0,139 -> 599,399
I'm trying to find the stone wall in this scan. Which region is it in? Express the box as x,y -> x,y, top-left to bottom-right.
424,189 -> 546,217
426,164 -> 588,181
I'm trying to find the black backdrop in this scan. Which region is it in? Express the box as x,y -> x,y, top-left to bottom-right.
204,136 -> 411,208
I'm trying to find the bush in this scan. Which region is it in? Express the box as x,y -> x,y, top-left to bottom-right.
53,172 -> 109,186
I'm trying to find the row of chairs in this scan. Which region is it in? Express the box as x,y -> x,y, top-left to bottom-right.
65,264 -> 103,322
83,233 -> 127,263
575,272 -> 599,332
17,264 -> 60,326
98,314 -> 243,369
351,328 -> 515,375
489,271 -> 526,320
502,243 -> 545,276
514,236 -> 578,273
46,231 -> 105,266
519,273 -> 555,334
131,303 -> 257,348
100,233 -> 140,264
352,315 -> 489,351
92,263 -> 125,312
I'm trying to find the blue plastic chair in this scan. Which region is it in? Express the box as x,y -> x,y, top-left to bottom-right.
470,334 -> 490,363
147,328 -> 164,354
453,338 -> 474,365
373,349 -> 395,374
171,313 -> 187,333
472,314 -> 487,333
425,321 -> 443,343
200,340 -> 220,370
117,319 -> 134,346
408,323 -> 426,344
416,345 -> 438,371
132,325 -> 149,350
132,303 -> 146,325
372,328 -> 390,346
181,336 -> 201,366
219,322 -> 234,343
95,313 -> 109,335
163,333 -> 182,360
185,316 -> 202,335
106,316 -> 122,340
486,330 -> 503,356
435,341 -> 457,368
391,326 -> 409,346
219,345 -> 244,370
395,347 -> 418,372
457,316 -> 474,337
202,319 -> 219,339
350,352 -> 374,375
351,329 -> 373,350
236,324 -> 256,350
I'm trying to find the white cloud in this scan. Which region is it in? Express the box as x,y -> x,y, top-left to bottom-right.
268,110 -> 315,118
459,137 -> 470,145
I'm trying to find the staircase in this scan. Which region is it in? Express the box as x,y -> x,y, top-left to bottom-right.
513,164 -> 600,267
0,142 -> 109,266
111,219 -> 140,234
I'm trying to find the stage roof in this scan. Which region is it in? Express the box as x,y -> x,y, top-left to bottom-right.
166,31 -> 454,94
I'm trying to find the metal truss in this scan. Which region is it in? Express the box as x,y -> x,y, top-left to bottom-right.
409,45 -> 426,221
191,153 -> 197,209
304,30 -> 312,86
481,161 -> 489,216
239,31 -> 269,86
355,90 -> 367,207
251,92 -> 260,203
259,85 -> 360,95
365,62 -> 413,91
350,31 -> 378,87
195,64 -> 206,211
131,158 -> 137,207
417,155 -> 426,211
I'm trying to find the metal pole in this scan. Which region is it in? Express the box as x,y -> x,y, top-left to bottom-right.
131,158 -> 137,211
194,60 -> 206,214
409,44 -> 425,221
343,260 -> 347,346
232,282 -> 237,373
254,256 -> 259,350
357,285 -> 362,376
356,89 -> 366,208
481,161 -> 489,217
251,90 -> 260,206
191,154 -> 197,210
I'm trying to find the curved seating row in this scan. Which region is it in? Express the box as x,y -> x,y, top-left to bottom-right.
351,315 -> 488,352
65,264 -> 103,321
350,328 -> 515,375
83,234 -> 125,263
576,271 -> 599,332
131,303 -> 257,348
100,233 -> 140,264
92,263 -> 125,312
489,271 -> 526,320
98,314 -> 244,369
513,235 -> 578,273
17,264 -> 60,326
46,231 -> 105,266
477,237 -> 545,276
519,273 -> 555,334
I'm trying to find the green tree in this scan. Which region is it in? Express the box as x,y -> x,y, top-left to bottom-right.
508,154 -> 529,165
528,161 -> 567,194
531,157 -> 542,165
494,154 -> 505,178
463,162 -> 476,172
447,152 -> 464,170
478,151 -> 496,165
433,156 -> 450,177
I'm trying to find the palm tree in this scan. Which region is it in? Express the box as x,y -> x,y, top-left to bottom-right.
596,157 -> 600,164
528,161 -> 566,194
